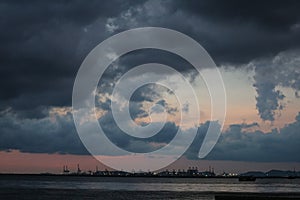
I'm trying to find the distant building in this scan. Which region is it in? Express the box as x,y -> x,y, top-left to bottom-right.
63,165 -> 70,174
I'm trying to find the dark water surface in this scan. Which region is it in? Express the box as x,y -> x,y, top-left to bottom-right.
0,175 -> 300,199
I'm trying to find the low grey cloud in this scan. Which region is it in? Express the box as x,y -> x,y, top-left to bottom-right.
0,107 -> 177,155
0,108 -> 88,155
186,112 -> 300,162
0,107 -> 299,163
99,111 -> 178,153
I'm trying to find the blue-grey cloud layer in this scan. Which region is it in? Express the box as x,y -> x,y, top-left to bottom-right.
1,108 -> 300,162
186,113 -> 300,162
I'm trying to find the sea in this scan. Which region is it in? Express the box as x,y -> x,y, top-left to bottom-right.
0,175 -> 300,199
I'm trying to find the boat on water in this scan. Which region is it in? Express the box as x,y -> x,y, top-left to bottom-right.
238,176 -> 256,181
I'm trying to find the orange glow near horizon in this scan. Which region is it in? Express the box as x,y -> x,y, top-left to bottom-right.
1,150 -> 299,174
0,150 -> 109,174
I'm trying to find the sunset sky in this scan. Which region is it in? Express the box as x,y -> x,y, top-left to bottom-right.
0,0 -> 300,174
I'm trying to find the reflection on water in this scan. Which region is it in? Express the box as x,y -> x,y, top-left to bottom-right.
1,176 -> 300,193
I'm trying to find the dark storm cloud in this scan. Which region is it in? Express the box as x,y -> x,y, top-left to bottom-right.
0,0 -> 143,115
2,0 -> 300,115
177,0 -> 300,30
108,0 -> 300,64
110,49 -> 196,74
186,112 -> 300,162
178,0 -> 300,63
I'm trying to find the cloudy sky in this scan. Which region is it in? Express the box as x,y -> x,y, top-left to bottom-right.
0,0 -> 300,173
